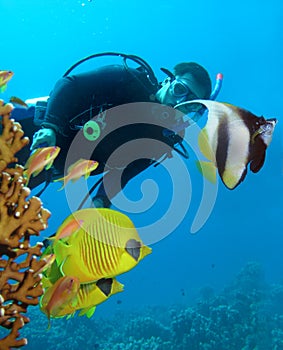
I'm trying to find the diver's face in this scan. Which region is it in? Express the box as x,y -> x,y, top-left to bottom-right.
156,73 -> 199,107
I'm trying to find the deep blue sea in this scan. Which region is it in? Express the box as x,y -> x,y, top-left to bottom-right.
1,0 -> 283,349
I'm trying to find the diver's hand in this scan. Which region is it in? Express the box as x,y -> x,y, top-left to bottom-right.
30,128 -> 56,151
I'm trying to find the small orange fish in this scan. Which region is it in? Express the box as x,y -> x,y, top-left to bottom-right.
54,159 -> 98,190
24,146 -> 60,183
9,96 -> 28,108
40,275 -> 80,329
0,70 -> 14,92
50,217 -> 84,242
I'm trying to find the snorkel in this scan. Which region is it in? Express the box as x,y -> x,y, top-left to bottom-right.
187,72 -> 223,122
209,73 -> 223,101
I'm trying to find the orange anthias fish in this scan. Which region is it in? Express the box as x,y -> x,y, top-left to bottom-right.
0,70 -> 14,92
24,146 -> 61,183
54,159 -> 99,190
50,216 -> 84,242
40,275 -> 80,329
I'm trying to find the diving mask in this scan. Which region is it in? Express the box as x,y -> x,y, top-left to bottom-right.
169,79 -> 198,104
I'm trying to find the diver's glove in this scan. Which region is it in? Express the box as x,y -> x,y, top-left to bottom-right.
30,127 -> 56,151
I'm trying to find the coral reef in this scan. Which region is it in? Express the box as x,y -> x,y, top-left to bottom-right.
0,100 -> 51,349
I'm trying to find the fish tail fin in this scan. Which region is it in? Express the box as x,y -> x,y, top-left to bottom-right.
46,315 -> 51,331
141,245 -> 152,259
53,176 -> 69,191
113,279 -> 124,294
23,170 -> 30,185
196,160 -> 217,184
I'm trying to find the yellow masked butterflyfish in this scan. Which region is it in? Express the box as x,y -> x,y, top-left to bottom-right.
52,208 -> 152,283
55,278 -> 124,319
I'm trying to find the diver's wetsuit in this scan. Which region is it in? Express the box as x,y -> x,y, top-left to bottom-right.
13,64 -> 181,206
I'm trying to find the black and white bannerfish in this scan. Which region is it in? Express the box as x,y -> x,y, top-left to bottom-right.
175,100 -> 277,189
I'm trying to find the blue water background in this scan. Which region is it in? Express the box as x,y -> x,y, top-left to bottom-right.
1,0 -> 283,347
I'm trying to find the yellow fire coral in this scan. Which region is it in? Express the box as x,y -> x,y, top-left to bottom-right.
0,100 -> 51,349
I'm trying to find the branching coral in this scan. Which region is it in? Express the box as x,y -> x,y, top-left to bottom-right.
0,100 -> 51,349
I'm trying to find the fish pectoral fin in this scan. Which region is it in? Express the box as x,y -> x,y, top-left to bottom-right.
58,255 -> 70,275
250,155 -> 265,173
84,172 -> 91,180
31,169 -> 44,178
249,148 -> 266,173
45,162 -> 54,170
70,177 -> 80,183
196,160 -> 217,184
53,239 -> 71,273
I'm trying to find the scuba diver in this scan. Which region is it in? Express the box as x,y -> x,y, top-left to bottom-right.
12,52 -> 221,208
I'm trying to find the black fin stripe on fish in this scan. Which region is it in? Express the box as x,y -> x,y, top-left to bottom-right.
215,117 -> 229,180
216,115 -> 251,189
97,278 -> 113,296
125,239 -> 141,261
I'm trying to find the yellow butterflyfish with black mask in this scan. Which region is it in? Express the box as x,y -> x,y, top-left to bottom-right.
175,100 -> 277,189
55,278 -> 124,319
52,208 -> 152,284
